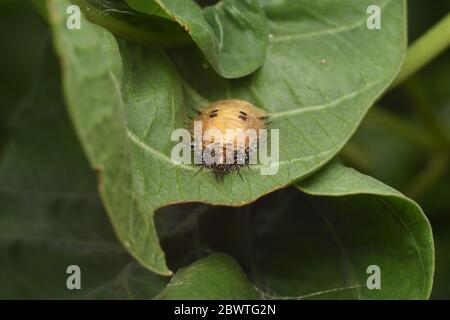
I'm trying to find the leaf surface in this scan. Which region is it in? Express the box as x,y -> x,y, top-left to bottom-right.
156,162 -> 434,299
0,48 -> 167,299
47,0 -> 407,274
157,253 -> 260,300
126,0 -> 270,78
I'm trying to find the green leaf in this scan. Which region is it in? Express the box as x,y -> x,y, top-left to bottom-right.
156,162 -> 434,299
126,0 -> 270,78
167,0 -> 407,197
157,253 -> 260,299
289,161 -> 434,299
125,0 -> 172,19
79,0 -> 269,77
47,0 -> 173,275
31,0 -> 49,22
47,0 -> 407,275
0,47 -> 167,299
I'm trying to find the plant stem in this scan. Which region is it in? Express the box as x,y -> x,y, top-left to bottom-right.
405,154 -> 449,199
393,12 -> 450,87
341,105 -> 442,172
340,142 -> 373,173
366,107 -> 438,150
402,77 -> 450,147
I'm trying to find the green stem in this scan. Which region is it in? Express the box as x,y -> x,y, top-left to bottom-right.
366,107 -> 438,151
393,12 -> 450,87
405,154 -> 449,199
342,105 -> 445,172
402,77 -> 450,147
340,142 -> 373,173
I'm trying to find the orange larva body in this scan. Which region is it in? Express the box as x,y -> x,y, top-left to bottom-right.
191,99 -> 269,179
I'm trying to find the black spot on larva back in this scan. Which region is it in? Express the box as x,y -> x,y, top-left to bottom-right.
209,113 -> 218,118
239,115 -> 247,121
239,111 -> 247,116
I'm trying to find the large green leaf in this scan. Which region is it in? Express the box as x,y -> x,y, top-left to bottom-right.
0,47 -> 167,299
157,253 -> 260,299
47,0 -> 174,275
297,162 -> 433,299
47,0 -> 407,275
156,162 -> 434,299
124,0 -> 269,78
77,0 -> 268,78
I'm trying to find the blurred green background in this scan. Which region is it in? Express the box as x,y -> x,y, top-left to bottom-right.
0,0 -> 449,299
342,0 -> 450,299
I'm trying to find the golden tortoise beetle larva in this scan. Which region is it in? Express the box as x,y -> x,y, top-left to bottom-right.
190,99 -> 271,180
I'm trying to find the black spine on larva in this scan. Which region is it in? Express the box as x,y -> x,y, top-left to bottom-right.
201,147 -> 251,181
